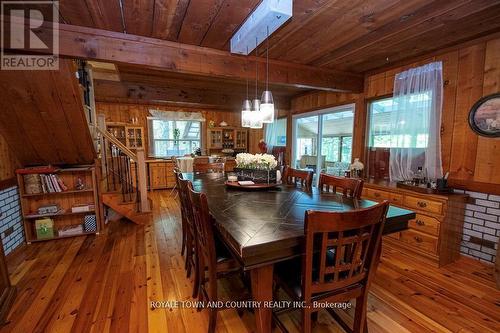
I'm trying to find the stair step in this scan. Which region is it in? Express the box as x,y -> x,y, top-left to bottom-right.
102,193 -> 151,225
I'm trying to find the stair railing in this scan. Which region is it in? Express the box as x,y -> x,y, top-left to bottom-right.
93,124 -> 150,213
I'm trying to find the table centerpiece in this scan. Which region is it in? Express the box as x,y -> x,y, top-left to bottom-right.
233,153 -> 279,184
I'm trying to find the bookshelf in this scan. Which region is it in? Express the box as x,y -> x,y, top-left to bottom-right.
16,166 -> 101,243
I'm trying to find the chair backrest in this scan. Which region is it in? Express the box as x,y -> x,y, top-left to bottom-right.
189,186 -> 218,290
318,173 -> 364,199
283,166 -> 313,190
193,162 -> 225,174
176,172 -> 194,230
302,201 -> 389,299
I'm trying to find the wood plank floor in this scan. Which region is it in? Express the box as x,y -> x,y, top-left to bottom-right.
2,191 -> 500,332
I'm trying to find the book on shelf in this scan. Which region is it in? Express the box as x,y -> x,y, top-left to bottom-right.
58,224 -> 84,237
35,218 -> 55,239
29,174 -> 68,194
71,204 -> 95,213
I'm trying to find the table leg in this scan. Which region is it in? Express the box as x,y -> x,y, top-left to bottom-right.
250,264 -> 274,333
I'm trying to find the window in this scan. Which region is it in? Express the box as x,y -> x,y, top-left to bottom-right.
293,105 -> 355,178
264,117 -> 287,146
148,118 -> 201,157
368,94 -> 432,148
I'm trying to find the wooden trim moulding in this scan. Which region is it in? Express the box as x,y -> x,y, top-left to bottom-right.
0,178 -> 17,191
4,16 -> 364,93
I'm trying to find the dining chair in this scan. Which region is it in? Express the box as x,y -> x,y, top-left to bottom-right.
169,156 -> 181,198
176,175 -> 201,299
318,173 -> 364,199
273,201 -> 389,333
189,186 -> 242,333
193,162 -> 225,174
283,166 -> 313,190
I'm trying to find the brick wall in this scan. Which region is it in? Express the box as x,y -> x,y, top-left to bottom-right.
0,186 -> 25,255
454,190 -> 500,263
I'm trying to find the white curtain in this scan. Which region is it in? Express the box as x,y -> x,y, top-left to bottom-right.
264,122 -> 276,153
389,62 -> 443,182
149,109 -> 205,121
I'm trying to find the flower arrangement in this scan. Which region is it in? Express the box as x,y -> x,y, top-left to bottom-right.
235,153 -> 278,170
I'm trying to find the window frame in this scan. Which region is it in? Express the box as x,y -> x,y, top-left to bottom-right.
292,103 -> 356,184
147,117 -> 202,158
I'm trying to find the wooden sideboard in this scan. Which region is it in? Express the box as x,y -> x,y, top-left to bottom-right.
361,180 -> 468,267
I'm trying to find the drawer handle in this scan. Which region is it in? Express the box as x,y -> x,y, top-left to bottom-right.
414,236 -> 423,243
417,201 -> 427,208
416,219 -> 425,226
374,193 -> 381,197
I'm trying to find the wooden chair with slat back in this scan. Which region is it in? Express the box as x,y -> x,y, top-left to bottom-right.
318,173 -> 364,199
174,169 -> 186,254
273,201 -> 390,333
169,157 -> 180,197
189,186 -> 241,333
175,170 -> 198,295
193,162 -> 225,174
283,166 -> 313,190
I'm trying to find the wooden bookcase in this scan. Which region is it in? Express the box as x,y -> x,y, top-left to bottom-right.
17,166 -> 101,243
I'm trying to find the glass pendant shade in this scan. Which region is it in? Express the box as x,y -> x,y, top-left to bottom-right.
260,90 -> 275,123
241,99 -> 253,127
249,98 -> 263,129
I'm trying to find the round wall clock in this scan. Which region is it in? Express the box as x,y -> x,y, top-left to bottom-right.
468,93 -> 500,137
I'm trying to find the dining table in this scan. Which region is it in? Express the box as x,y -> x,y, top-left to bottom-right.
183,173 -> 416,333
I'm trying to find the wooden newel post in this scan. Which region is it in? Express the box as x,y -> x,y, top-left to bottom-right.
136,149 -> 150,212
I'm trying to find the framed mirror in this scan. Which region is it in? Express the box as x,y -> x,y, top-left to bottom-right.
468,93 -> 500,137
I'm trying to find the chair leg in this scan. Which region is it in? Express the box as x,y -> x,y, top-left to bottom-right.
302,307 -> 312,333
192,252 -> 199,298
311,311 -> 318,323
208,308 -> 218,333
180,219 -> 186,257
186,250 -> 192,278
353,292 -> 369,333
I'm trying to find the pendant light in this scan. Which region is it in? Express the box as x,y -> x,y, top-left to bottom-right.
250,37 -> 263,129
241,47 -> 252,128
260,26 -> 275,123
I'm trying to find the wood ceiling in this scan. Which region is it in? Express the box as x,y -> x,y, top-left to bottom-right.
55,0 -> 500,73
92,63 -> 304,109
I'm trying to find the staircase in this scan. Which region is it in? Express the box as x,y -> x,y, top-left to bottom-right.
94,123 -> 152,225
79,61 -> 151,225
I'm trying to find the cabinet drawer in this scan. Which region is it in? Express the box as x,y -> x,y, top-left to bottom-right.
386,232 -> 400,240
404,195 -> 443,215
408,214 -> 440,236
389,193 -> 403,205
365,188 -> 390,201
399,229 -> 438,254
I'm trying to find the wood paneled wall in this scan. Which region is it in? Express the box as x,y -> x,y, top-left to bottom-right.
96,102 -> 266,155
291,37 -> 500,194
365,38 -> 500,193
0,133 -> 20,182
0,59 -> 96,167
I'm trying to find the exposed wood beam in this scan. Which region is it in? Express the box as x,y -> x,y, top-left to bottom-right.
5,17 -> 363,92
93,80 -> 292,110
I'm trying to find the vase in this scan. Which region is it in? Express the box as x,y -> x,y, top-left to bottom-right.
233,168 -> 277,184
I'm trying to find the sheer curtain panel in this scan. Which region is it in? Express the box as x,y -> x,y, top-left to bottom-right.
389,62 -> 443,182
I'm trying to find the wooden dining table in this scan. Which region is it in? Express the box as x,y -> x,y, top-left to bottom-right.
184,173 -> 416,333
